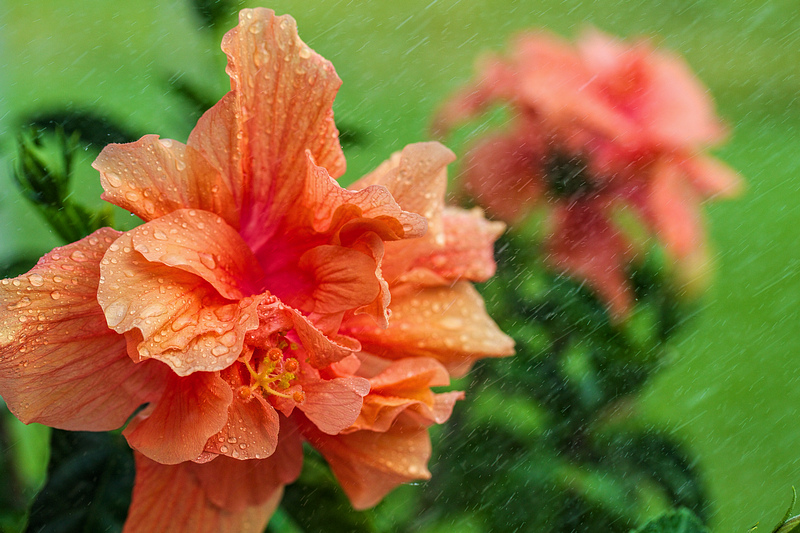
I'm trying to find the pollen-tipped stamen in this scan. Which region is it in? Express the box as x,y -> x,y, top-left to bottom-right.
243,350 -> 304,402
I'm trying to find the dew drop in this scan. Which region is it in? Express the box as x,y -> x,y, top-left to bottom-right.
7,297 -> 31,310
140,303 -> 167,318
105,301 -> 129,327
28,274 -> 44,287
106,173 -> 122,187
153,230 -> 168,241
50,291 -> 61,300
198,253 -> 216,269
175,160 -> 186,171
211,345 -> 230,357
219,445 -> 229,453
219,331 -> 237,347
439,317 -> 464,330
125,191 -> 141,202
159,138 -> 173,148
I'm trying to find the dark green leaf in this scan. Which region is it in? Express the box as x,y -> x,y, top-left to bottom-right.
25,430 -> 134,533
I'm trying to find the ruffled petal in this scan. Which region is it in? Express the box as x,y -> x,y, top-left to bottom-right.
204,390 -> 279,460
647,163 -> 706,262
298,245 -> 381,316
216,9 -> 346,242
298,376 -> 370,435
124,453 -> 279,533
297,154 -> 427,243
0,228 -> 169,431
352,356 -> 464,432
97,218 -> 262,376
301,416 -> 432,510
124,371 -> 233,464
195,417 -> 303,511
385,207 -> 505,286
352,142 -> 455,238
93,135 -> 238,227
342,281 -> 514,377
253,294 -> 360,369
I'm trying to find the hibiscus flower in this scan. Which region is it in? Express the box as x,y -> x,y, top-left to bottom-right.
434,28 -> 742,318
0,9 -> 512,532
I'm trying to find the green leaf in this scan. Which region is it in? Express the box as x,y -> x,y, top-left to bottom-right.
630,508 -> 709,533
24,430 -> 134,533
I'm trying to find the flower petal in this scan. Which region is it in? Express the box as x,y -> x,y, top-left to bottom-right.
546,203 -> 634,319
0,228 -> 169,431
216,8 -> 346,242
298,245 -> 382,315
298,376 -> 370,435
204,390 -> 279,461
385,207 -> 505,286
124,371 -> 233,464
352,142 -> 456,238
97,218 -> 262,375
342,281 -> 515,377
196,416 -> 303,511
301,416 -> 432,510
460,130 -> 546,224
352,357 -> 464,432
93,135 -> 238,227
124,453 -> 280,533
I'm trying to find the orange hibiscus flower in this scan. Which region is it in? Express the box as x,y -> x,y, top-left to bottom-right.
434,29 -> 742,317
0,9 -> 512,532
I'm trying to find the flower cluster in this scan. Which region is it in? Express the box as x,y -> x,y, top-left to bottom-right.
434,29 -> 742,317
0,9 -> 513,532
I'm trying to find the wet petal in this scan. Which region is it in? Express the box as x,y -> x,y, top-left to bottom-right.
342,281 -> 514,377
0,229 -> 169,431
93,135 -> 238,227
128,209 -> 264,300
299,376 -> 370,435
205,391 -> 279,460
352,142 -> 456,238
298,154 -> 427,243
255,295 -> 360,369
385,207 -> 505,286
298,245 -> 382,315
353,357 -> 464,432
196,416 -> 303,511
98,222 -> 261,376
214,9 -> 346,242
124,371 -> 233,464
681,154 -> 744,199
124,453 -> 279,533
302,416 -> 432,510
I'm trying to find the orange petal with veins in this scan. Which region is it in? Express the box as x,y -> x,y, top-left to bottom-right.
94,135 -> 238,228
343,281 -> 514,377
124,371 -> 233,464
0,228 -> 169,431
302,416 -> 432,510
124,452 -> 280,533
98,217 -> 262,375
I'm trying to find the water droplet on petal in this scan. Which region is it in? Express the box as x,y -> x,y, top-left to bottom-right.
105,300 -> 129,327
198,253 -> 216,269
50,291 -> 61,300
106,173 -> 122,187
153,230 -> 168,241
28,274 -> 44,287
7,297 -> 31,310
140,303 -> 167,318
159,138 -> 173,148
211,345 -> 230,357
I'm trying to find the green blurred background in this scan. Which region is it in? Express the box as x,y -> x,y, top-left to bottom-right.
1,1 -> 798,531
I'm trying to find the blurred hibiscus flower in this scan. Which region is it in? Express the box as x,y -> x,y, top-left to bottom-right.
0,8 -> 512,532
434,28 -> 742,318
